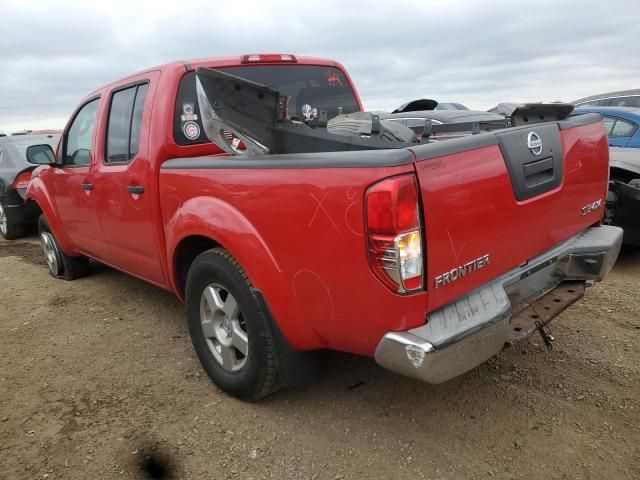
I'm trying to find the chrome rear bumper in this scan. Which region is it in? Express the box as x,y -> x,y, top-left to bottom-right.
374,226 -> 623,384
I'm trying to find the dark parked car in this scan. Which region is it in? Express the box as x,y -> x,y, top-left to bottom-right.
573,89 -> 640,108
0,134 -> 59,239
572,106 -> 640,148
607,147 -> 640,246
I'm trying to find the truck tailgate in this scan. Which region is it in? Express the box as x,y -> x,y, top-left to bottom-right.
410,115 -> 609,312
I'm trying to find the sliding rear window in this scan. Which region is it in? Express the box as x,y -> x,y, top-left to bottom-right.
173,65 -> 360,146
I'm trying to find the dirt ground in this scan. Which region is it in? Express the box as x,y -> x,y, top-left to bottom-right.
0,236 -> 638,480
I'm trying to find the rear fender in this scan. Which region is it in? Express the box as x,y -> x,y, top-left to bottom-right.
165,195 -> 322,349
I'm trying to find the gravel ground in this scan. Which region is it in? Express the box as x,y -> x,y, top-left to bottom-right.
0,236 -> 638,480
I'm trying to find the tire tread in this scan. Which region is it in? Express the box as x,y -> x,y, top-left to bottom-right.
188,248 -> 280,401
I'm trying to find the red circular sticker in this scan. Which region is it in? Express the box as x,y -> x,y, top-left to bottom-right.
183,121 -> 200,140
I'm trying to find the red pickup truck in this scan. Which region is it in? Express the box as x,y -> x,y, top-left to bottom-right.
25,54 -> 622,401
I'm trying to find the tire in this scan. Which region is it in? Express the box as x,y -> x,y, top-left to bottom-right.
0,202 -> 26,240
185,248 -> 279,401
38,215 -> 90,280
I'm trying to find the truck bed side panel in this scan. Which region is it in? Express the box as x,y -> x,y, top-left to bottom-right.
160,160 -> 427,355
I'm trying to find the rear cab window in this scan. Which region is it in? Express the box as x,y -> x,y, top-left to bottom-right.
173,65 -> 360,146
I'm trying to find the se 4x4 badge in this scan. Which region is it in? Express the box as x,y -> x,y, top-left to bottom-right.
582,198 -> 602,216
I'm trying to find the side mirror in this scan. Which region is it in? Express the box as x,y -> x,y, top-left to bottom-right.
26,144 -> 56,165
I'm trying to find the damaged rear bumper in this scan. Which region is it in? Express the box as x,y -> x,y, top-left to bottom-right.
374,225 -> 623,384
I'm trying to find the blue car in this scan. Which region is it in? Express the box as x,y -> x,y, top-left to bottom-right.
572,106 -> 640,148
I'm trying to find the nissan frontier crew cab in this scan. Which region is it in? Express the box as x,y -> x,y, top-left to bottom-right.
25,54 -> 622,401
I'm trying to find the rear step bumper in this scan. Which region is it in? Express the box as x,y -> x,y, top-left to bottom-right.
374,225 -> 623,384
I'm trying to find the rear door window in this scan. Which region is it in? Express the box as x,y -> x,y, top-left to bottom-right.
105,83 -> 149,164
602,116 -> 616,135
129,83 -> 148,158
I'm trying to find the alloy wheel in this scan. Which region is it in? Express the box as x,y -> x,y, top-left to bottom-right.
0,204 -> 7,237
199,283 -> 248,372
40,231 -> 60,276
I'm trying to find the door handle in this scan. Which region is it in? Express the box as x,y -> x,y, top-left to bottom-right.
127,185 -> 145,194
80,183 -> 94,191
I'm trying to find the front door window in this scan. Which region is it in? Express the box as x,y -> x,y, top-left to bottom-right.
64,99 -> 99,166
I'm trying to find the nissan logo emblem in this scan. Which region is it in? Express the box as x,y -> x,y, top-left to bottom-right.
527,131 -> 543,155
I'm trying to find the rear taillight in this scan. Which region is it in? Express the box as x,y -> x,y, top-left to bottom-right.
365,174 -> 424,293
241,54 -> 297,64
12,170 -> 33,190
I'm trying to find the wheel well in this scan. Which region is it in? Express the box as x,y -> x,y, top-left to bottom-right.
175,235 -> 221,297
25,199 -> 43,218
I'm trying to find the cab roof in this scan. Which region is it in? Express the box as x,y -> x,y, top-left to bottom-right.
84,55 -> 342,99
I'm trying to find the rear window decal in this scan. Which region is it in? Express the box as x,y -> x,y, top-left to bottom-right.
327,70 -> 343,87
183,121 -> 201,140
302,104 -> 318,121
181,103 -> 198,122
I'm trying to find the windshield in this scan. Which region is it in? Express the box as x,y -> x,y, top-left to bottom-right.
174,65 -> 360,146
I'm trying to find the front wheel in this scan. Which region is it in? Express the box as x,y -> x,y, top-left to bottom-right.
185,248 -> 279,401
38,215 -> 90,280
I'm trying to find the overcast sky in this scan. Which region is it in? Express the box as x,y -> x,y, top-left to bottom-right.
1,0 -> 638,132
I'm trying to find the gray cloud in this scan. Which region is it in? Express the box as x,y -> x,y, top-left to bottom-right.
1,0 -> 639,132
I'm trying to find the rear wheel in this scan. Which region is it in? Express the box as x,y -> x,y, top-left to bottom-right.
0,202 -> 26,240
38,215 -> 90,280
186,248 -> 279,401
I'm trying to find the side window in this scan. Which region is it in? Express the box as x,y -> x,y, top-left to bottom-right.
602,116 -> 616,135
105,83 -> 148,164
610,119 -> 637,138
610,96 -> 640,108
610,96 -> 629,107
129,83 -> 148,158
64,99 -> 99,166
